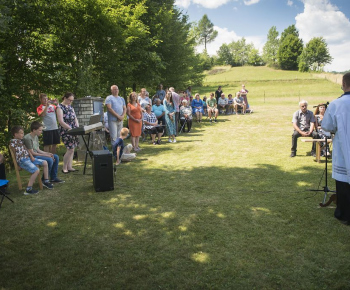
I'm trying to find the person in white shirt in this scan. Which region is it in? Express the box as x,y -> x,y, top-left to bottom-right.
218,93 -> 229,114
234,92 -> 247,115
105,85 -> 126,143
322,72 -> 350,225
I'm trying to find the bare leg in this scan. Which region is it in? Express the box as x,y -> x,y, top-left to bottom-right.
67,149 -> 76,171
28,170 -> 39,187
51,144 -> 57,154
42,160 -> 49,180
135,136 -> 140,149
44,145 -> 51,153
63,148 -> 74,172
131,136 -> 136,148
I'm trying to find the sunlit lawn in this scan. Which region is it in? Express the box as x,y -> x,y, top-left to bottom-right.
1,67 -> 349,289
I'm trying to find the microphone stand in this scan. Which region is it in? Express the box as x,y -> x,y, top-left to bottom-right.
309,136 -> 336,206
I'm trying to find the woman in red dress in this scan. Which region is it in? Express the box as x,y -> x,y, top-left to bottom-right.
127,92 -> 143,151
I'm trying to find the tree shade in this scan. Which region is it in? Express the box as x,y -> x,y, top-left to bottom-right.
0,0 -> 203,150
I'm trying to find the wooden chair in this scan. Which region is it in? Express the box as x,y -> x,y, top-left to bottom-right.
9,146 -> 43,190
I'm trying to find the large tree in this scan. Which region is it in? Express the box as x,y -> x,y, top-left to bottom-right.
216,38 -> 263,67
277,25 -> 303,70
298,37 -> 333,72
195,14 -> 218,50
262,26 -> 279,67
217,43 -> 234,66
0,0 -> 203,150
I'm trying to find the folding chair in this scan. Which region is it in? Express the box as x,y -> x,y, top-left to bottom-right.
0,180 -> 14,209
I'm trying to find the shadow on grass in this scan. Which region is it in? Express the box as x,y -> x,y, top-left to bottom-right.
1,162 -> 344,290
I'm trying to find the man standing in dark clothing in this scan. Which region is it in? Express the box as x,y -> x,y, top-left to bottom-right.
215,86 -> 223,103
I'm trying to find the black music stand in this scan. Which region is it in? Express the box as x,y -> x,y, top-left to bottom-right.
309,136 -> 336,206
80,132 -> 94,175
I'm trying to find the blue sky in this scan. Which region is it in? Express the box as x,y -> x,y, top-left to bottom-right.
175,0 -> 350,72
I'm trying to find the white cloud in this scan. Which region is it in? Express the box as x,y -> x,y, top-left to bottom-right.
175,0 -> 191,8
287,0 -> 293,6
175,0 -> 231,9
243,0 -> 260,5
295,0 -> 350,71
196,26 -> 265,56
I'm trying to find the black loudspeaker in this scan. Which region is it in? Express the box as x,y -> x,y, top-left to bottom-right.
91,150 -> 114,192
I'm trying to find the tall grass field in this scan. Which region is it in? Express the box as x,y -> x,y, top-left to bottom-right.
1,66 -> 349,289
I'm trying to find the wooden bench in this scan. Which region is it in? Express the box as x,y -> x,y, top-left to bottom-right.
9,146 -> 43,190
301,138 -> 332,163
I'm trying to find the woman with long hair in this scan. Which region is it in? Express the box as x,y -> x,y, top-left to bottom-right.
164,91 -> 176,143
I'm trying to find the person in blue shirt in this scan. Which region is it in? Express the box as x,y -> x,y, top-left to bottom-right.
112,128 -> 136,165
152,98 -> 166,125
191,93 -> 204,123
105,85 -> 126,144
155,84 -> 166,103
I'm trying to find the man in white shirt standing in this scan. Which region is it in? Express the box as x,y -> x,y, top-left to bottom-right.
322,73 -> 350,225
105,85 -> 126,144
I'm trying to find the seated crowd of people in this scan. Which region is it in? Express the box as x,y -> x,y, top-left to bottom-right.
2,83 -> 252,195
106,84 -> 253,165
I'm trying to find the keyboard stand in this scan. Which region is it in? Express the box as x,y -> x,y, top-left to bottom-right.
80,132 -> 92,175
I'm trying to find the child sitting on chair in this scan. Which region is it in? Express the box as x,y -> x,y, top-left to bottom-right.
10,125 -> 53,195
112,128 -> 136,165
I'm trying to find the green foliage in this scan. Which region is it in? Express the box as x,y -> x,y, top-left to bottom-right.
198,50 -> 214,71
217,38 -> 263,67
278,34 -> 303,71
217,43 -> 234,66
247,48 -> 264,66
280,24 -> 300,44
0,0 -> 203,150
298,37 -> 333,72
262,26 -> 279,67
194,14 -> 218,50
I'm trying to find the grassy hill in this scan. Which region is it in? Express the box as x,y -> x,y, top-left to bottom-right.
1,66 -> 349,290
195,66 -> 339,107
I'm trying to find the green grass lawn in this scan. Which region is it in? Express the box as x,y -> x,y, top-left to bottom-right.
1,67 -> 349,289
